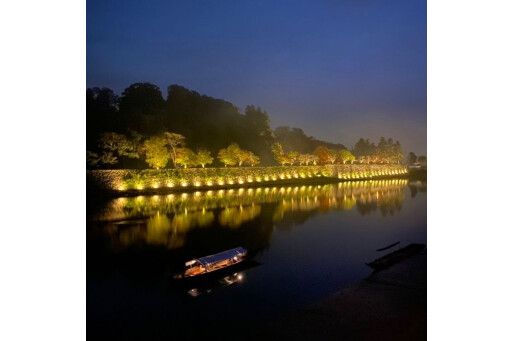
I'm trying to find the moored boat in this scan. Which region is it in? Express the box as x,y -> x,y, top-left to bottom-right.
175,247 -> 248,279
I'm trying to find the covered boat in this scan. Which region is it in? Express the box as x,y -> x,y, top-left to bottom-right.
179,247 -> 248,278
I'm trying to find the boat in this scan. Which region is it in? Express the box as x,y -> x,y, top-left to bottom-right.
175,247 -> 248,279
366,243 -> 425,270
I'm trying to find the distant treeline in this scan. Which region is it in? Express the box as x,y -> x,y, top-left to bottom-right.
87,82 -> 416,169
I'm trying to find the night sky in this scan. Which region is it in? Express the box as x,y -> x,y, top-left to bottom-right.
87,0 -> 426,155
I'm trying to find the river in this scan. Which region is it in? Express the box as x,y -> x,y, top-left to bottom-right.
87,179 -> 426,339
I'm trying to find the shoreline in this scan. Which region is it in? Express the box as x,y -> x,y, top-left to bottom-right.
87,174 -> 412,198
250,249 -> 427,341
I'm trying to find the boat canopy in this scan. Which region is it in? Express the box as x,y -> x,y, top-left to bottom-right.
196,247 -> 247,266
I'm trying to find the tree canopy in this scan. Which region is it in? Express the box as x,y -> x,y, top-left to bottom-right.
87,83 -> 411,169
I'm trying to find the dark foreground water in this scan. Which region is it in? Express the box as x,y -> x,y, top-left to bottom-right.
87,179 -> 426,340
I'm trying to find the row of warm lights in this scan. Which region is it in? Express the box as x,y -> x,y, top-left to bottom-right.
118,169 -> 406,191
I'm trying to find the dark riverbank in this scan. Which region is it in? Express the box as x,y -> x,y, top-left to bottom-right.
250,249 -> 427,341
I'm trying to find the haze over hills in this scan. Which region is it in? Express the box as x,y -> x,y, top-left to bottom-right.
87,83 -> 351,167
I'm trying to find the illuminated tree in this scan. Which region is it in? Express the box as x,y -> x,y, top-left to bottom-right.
218,145 -> 237,167
143,136 -> 171,169
311,155 -> 319,165
314,146 -> 330,165
326,149 -> 338,164
86,151 -> 100,167
99,132 -> 139,159
338,149 -> 355,164
236,149 -> 250,167
163,132 -> 186,168
175,148 -> 197,168
99,151 -> 118,165
271,142 -> 290,166
247,152 -> 260,166
195,149 -> 213,168
298,154 -> 308,165
287,152 -> 300,165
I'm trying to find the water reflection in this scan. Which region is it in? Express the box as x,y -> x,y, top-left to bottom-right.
88,180 -> 417,261
92,179 -> 410,222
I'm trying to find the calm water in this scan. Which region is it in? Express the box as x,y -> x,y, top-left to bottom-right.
87,179 -> 426,339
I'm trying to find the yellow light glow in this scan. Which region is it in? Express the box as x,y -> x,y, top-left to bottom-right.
195,181 -> 201,187
181,181 -> 188,187
136,185 -> 144,190
264,176 -> 269,181
218,180 -> 225,186
256,177 -> 261,182
152,183 -> 159,189
206,181 -> 213,186
118,185 -> 126,191
167,182 -> 174,188
228,179 -> 234,185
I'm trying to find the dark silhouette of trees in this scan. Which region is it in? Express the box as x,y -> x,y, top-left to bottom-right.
274,126 -> 346,154
86,82 -> 410,170
407,152 -> 418,165
418,156 -> 427,167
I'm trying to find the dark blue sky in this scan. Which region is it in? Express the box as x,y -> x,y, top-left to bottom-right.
87,0 -> 426,155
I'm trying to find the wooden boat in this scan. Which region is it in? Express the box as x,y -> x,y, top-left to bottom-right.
175,247 -> 248,279
366,243 -> 425,270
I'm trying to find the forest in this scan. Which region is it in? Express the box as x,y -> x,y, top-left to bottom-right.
87,82 -> 418,170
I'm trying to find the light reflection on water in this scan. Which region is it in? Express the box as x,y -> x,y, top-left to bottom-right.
87,179 -> 426,340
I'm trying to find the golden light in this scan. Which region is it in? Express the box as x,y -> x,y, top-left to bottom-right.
256,177 -> 262,182
228,179 -> 234,185
195,181 -> 201,187
247,177 -> 253,183
264,176 -> 269,181
117,185 -> 126,191
136,184 -> 144,190
206,181 -> 213,186
152,183 -> 159,189
167,182 -> 174,188
181,181 -> 188,187
218,180 -> 225,186
238,178 -> 244,184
